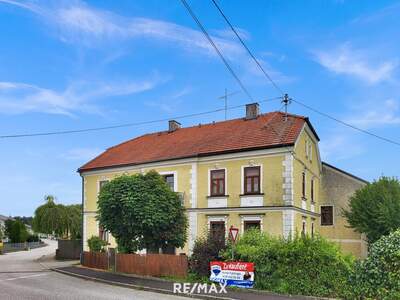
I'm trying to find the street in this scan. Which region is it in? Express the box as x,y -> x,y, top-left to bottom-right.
0,240 -> 193,300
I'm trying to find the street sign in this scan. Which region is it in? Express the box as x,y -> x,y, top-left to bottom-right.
229,226 -> 239,243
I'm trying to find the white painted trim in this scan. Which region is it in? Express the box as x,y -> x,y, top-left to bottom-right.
240,195 -> 263,207
283,210 -> 295,239
159,170 -> 178,192
208,167 -> 228,196
207,215 -> 228,238
241,162 -> 263,194
187,206 -> 319,217
188,212 -> 197,254
320,204 -> 334,226
208,197 -> 228,208
80,147 -> 292,176
240,215 -> 263,234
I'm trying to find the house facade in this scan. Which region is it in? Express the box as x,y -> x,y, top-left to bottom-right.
79,103 -> 367,257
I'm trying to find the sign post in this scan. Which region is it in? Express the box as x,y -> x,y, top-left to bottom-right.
229,226 -> 239,260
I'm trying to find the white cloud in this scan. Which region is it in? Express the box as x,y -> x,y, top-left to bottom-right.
346,99 -> 400,129
320,133 -> 364,161
0,77 -> 161,116
60,147 -> 103,161
0,0 -> 244,59
313,43 -> 398,84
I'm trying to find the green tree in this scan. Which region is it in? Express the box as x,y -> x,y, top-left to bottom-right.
33,195 -> 82,239
97,171 -> 188,253
343,177 -> 400,244
5,219 -> 28,243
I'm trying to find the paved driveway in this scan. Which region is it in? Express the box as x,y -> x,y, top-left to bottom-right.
0,240 -> 192,300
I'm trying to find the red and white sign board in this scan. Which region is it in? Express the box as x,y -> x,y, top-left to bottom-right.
210,261 -> 254,288
229,226 -> 239,243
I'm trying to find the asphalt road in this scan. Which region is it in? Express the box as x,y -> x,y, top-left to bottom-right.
0,240 -> 192,300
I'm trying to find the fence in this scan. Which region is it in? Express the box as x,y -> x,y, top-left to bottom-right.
82,251 -> 108,270
2,241 -> 45,253
82,251 -> 188,278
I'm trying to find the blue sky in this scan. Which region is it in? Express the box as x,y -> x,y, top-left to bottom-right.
0,0 -> 399,216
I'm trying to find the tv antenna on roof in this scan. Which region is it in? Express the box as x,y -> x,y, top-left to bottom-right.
282,93 -> 292,121
218,89 -> 241,120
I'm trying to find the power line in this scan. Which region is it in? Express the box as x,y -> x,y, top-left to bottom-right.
210,0 -> 400,148
180,0 -> 254,101
291,99 -> 400,147
210,0 -> 284,95
0,97 -> 281,139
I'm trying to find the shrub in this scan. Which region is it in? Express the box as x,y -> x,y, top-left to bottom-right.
189,232 -> 227,278
26,234 -> 40,243
87,236 -> 107,252
350,229 -> 400,299
222,230 -> 354,298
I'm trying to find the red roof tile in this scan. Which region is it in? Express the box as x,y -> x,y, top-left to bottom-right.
79,111 -> 315,172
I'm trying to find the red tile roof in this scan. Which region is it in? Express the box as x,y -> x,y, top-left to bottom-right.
79,111 -> 316,172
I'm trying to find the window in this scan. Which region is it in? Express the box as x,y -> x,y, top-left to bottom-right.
244,220 -> 261,231
162,174 -> 175,191
321,206 -> 334,226
244,166 -> 261,194
99,180 -> 109,191
302,218 -> 307,235
311,178 -> 314,202
302,172 -> 306,199
210,169 -> 225,196
99,225 -> 108,242
210,221 -> 225,241
311,220 -> 315,237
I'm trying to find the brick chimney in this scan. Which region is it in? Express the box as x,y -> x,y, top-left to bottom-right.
169,120 -> 181,132
245,103 -> 259,120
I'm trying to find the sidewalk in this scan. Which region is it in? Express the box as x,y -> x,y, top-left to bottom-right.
53,266 -> 326,300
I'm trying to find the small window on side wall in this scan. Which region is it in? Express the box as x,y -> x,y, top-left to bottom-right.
210,169 -> 225,196
302,172 -> 306,199
99,180 -> 109,191
244,166 -> 261,194
321,206 -> 334,226
162,174 -> 175,191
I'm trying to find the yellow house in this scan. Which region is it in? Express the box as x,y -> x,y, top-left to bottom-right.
78,103 -> 367,257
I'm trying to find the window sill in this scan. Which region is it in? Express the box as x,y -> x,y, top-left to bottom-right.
320,224 -> 334,227
207,195 -> 229,198
240,193 -> 264,196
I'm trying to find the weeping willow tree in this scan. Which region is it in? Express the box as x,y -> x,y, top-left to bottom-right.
33,195 -> 82,239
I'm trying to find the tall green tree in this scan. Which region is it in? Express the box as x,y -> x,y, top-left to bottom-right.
97,171 -> 188,253
5,219 -> 28,243
33,195 -> 81,239
343,177 -> 400,244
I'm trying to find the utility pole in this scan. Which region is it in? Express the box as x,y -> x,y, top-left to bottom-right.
218,89 -> 240,120
282,93 -> 292,121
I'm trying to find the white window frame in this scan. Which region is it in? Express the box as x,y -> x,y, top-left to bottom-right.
302,170 -> 307,200
159,171 -> 178,192
97,177 -> 110,195
208,167 -> 227,197
241,163 -> 263,195
207,215 -> 228,238
320,205 -> 334,226
240,215 -> 263,234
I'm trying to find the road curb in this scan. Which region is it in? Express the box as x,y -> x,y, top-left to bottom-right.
52,268 -> 234,300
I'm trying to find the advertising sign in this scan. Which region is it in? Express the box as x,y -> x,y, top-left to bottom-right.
210,261 -> 254,288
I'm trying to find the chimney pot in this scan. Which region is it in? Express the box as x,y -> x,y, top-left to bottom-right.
168,120 -> 181,132
245,103 -> 259,120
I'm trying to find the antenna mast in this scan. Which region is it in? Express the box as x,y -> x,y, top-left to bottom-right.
282,93 -> 292,121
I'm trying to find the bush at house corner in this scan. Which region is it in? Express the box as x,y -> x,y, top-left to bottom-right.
87,236 -> 107,252
221,230 -> 354,298
350,229 -> 400,299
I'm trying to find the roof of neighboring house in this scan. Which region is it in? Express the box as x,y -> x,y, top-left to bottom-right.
322,162 -> 369,184
79,111 -> 319,173
0,215 -> 12,222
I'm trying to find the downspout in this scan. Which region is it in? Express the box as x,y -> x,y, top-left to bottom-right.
80,174 -> 84,265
